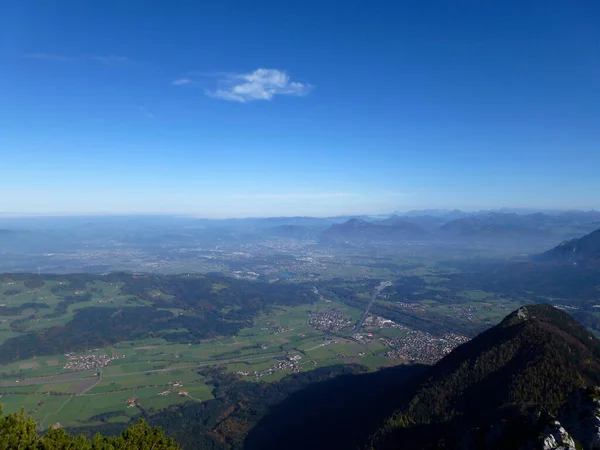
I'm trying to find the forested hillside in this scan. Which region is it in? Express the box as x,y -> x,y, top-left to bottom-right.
0,272 -> 313,364
371,304 -> 600,449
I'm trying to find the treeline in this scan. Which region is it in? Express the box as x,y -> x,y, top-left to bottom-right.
0,272 -> 315,364
111,272 -> 313,312
0,305 -> 254,363
0,408 -> 179,449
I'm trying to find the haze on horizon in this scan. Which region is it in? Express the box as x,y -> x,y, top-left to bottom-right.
2,1 -> 599,217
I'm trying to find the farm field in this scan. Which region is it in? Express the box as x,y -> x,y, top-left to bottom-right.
3,268 -> 539,431
0,275 -> 402,430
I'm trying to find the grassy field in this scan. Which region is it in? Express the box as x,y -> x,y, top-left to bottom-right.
1,269 -> 530,434
0,274 -> 420,430
0,261 -> 563,433
0,296 -> 403,429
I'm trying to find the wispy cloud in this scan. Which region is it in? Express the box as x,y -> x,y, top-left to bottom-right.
173,68 -> 312,103
231,193 -> 355,200
24,53 -> 76,62
89,55 -> 131,65
172,78 -> 193,86
211,69 -> 312,102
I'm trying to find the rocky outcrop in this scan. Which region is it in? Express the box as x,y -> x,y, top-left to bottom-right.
559,387 -> 600,450
539,420 -> 578,450
516,306 -> 529,320
528,387 -> 600,449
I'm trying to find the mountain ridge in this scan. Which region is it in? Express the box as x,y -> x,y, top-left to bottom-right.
372,304 -> 600,449
322,217 -> 429,243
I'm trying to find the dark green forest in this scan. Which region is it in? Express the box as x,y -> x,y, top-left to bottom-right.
0,273 -> 314,364
371,304 -> 600,449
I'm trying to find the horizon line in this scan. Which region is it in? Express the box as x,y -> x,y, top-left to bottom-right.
0,207 -> 597,221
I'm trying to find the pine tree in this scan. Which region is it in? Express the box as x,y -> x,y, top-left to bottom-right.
0,406 -> 180,450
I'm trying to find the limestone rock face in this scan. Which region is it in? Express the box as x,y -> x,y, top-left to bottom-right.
539,420 -> 577,450
559,387 -> 600,450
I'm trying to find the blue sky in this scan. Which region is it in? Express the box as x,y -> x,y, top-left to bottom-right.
1,1 -> 599,217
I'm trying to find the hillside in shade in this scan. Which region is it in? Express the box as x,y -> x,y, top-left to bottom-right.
542,228 -> 600,263
372,304 -> 600,449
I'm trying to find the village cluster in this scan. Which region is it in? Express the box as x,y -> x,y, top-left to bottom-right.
63,353 -> 125,371
237,354 -> 305,380
308,309 -> 352,332
382,331 -> 470,364
352,313 -> 470,364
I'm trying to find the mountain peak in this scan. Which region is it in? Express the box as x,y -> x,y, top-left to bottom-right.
372,304 -> 600,449
322,217 -> 428,243
346,218 -> 368,225
501,303 -> 574,327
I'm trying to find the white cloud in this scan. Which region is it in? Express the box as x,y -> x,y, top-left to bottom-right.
24,53 -> 75,62
231,193 -> 355,200
172,78 -> 193,86
205,69 -> 312,102
89,55 -> 130,65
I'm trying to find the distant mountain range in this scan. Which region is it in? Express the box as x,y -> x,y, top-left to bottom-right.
321,211 -> 600,245
439,212 -> 557,238
321,217 -> 429,243
378,214 -> 448,230
371,304 -> 600,449
266,224 -> 322,240
434,211 -> 600,239
542,227 -> 600,264
2,211 -> 600,263
392,209 -> 471,220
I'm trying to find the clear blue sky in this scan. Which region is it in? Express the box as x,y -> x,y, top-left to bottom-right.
1,1 -> 599,217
